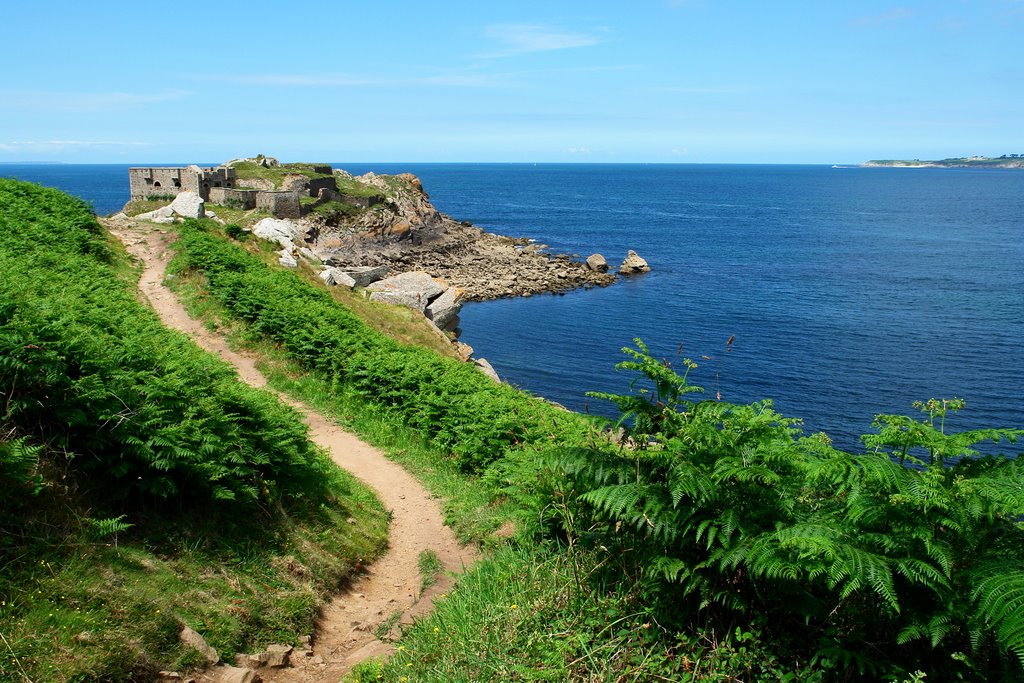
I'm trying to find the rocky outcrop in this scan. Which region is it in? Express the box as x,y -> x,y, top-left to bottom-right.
277,249 -> 298,268
366,272 -> 446,311
320,264 -> 389,287
586,254 -> 609,273
316,220 -> 615,301
424,286 -> 462,331
474,358 -> 501,383
135,192 -> 206,223
318,267 -> 357,288
252,218 -> 302,249
364,272 -> 463,333
250,218 -> 317,270
169,191 -> 205,219
618,250 -> 650,274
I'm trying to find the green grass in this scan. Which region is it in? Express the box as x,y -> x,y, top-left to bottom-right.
206,204 -> 272,228
159,235 -> 504,542
335,175 -> 386,198
229,161 -> 334,188
1,472 -> 387,682
0,178 -> 392,681
347,543 -> 809,683
418,549 -> 446,594
123,198 -> 170,216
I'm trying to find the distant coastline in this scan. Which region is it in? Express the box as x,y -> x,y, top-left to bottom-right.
862,155 -> 1024,169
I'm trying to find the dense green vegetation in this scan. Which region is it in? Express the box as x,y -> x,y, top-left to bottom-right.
169,213 -> 1024,680
169,219 -> 595,473
0,179 -> 388,681
228,159 -> 336,187
4,178 -> 1021,681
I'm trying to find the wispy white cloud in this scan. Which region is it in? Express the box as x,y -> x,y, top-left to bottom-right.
479,23 -> 604,58
850,7 -> 916,26
0,140 -> 151,152
566,146 -> 591,154
0,89 -> 191,112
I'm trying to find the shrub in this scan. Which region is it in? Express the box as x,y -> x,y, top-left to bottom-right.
171,219 -> 595,472
0,179 -> 332,513
526,340 -> 1024,680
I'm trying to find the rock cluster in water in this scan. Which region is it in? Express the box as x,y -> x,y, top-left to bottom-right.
309,170 -> 621,301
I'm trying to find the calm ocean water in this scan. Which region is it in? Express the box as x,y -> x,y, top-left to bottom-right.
5,162 -> 1022,452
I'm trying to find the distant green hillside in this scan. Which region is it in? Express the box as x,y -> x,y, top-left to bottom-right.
863,155 -> 1024,168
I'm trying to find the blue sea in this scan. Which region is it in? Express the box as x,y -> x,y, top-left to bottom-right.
4,162 -> 1022,453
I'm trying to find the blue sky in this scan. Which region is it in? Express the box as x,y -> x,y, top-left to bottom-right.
1,1 -> 1021,163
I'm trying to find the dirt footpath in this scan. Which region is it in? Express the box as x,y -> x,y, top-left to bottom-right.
104,217 -> 477,682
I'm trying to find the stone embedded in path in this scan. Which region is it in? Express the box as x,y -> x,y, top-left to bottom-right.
264,643 -> 293,668
135,205 -> 177,223
217,665 -> 261,683
618,249 -> 651,274
234,652 -> 268,669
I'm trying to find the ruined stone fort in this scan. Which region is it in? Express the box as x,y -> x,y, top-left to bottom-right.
128,161 -> 371,219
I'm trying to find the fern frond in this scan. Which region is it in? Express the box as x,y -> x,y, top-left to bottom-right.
972,565 -> 1024,665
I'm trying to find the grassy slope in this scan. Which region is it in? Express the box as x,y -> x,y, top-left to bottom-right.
0,180 -> 389,682
164,212 -> 1024,683
163,220 -> 811,682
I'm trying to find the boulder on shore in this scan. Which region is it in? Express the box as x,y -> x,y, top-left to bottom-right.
321,264 -> 389,287
474,358 -> 501,383
618,250 -> 651,274
585,253 -> 609,273
366,271 -> 446,312
424,286 -> 463,331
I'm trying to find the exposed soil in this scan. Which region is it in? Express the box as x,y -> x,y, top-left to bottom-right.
104,216 -> 478,682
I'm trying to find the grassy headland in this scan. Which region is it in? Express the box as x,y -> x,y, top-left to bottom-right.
863,155 -> 1024,168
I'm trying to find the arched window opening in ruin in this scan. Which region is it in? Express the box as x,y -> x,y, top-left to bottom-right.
154,181 -> 162,187
173,179 -> 181,188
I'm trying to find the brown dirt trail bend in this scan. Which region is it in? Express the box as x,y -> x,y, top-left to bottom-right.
104,217 -> 478,682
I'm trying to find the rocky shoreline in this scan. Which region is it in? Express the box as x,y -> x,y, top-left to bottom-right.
122,160 -> 650,359
305,170 -> 621,301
